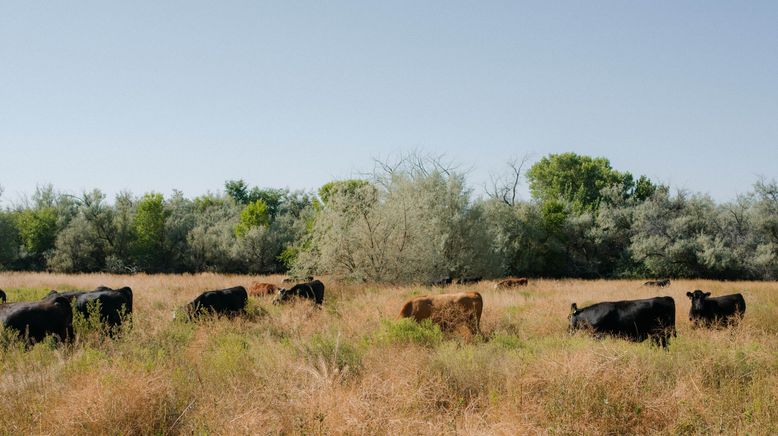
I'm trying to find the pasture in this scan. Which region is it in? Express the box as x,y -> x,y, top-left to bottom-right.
0,273 -> 776,434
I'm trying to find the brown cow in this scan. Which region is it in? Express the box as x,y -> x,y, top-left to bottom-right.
248,282 -> 278,297
399,292 -> 483,335
495,277 -> 528,289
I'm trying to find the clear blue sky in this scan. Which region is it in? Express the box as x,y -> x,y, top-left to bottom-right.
1,1 -> 776,205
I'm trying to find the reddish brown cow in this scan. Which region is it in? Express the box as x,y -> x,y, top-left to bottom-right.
248,282 -> 278,297
399,292 -> 483,335
495,277 -> 528,289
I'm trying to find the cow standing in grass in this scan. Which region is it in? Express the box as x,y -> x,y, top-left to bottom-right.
569,296 -> 676,348
0,296 -> 73,344
274,280 -> 325,306
686,290 -> 746,327
179,286 -> 248,319
46,286 -> 133,331
248,282 -> 278,297
400,292 -> 483,335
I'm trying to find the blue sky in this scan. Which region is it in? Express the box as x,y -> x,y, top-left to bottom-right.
1,1 -> 776,205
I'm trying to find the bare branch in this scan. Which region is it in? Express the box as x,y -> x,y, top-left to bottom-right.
485,154 -> 531,206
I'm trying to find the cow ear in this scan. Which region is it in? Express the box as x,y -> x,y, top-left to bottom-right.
570,303 -> 578,313
704,292 -> 711,297
686,292 -> 693,299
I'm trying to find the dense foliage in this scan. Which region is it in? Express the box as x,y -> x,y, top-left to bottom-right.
0,153 -> 776,280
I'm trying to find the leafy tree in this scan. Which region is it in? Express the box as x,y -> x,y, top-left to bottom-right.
132,193 -> 169,271
296,158 -> 498,282
234,199 -> 269,238
47,215 -> 103,272
0,211 -> 20,268
225,179 -> 250,205
225,179 -> 286,217
318,179 -> 371,204
526,153 -> 645,212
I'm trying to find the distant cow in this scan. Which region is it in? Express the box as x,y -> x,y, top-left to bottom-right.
46,286 -> 133,330
0,289 -> 6,304
686,290 -> 746,327
282,276 -> 314,284
180,286 -> 248,319
274,280 -> 325,305
427,276 -> 453,287
644,279 -> 671,287
456,276 -> 482,285
569,296 -> 676,348
0,296 -> 73,344
248,282 -> 278,297
400,292 -> 483,335
495,277 -> 528,289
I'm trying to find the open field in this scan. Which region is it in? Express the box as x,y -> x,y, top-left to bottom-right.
0,273 -> 776,435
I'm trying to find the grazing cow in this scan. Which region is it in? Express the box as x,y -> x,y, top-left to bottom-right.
46,286 -> 133,329
427,276 -> 453,287
180,286 -> 248,319
400,292 -> 483,335
274,280 -> 325,305
495,277 -> 528,289
569,296 -> 676,348
0,296 -> 73,344
0,289 -> 6,304
282,276 -> 314,284
686,290 -> 746,327
456,276 -> 482,285
644,279 -> 671,287
248,282 -> 278,297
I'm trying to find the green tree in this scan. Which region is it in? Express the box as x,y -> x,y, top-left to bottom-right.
132,193 -> 169,271
224,179 -> 250,204
15,207 -> 58,256
526,153 -> 642,213
234,199 -> 269,238
225,179 -> 286,217
318,179 -> 371,204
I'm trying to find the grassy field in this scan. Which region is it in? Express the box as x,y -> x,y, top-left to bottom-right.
0,273 -> 776,435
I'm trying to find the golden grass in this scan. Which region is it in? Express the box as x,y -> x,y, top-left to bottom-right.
0,273 -> 776,434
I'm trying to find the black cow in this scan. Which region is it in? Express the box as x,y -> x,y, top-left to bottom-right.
427,276 -> 453,287
569,296 -> 676,348
46,286 -> 133,330
686,290 -> 746,327
180,286 -> 248,319
644,279 -> 671,287
274,280 -> 325,305
0,289 -> 6,304
456,276 -> 482,285
0,296 -> 73,344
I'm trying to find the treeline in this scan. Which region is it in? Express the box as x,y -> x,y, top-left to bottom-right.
1,153 -> 776,281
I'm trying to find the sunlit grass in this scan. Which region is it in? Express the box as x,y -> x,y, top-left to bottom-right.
0,272 -> 776,434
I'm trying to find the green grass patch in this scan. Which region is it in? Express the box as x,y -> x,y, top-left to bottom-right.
375,318 -> 443,347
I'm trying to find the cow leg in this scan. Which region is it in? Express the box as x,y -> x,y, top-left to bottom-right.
468,313 -> 480,336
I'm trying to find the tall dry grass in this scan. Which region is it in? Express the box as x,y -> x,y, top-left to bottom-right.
0,273 -> 776,434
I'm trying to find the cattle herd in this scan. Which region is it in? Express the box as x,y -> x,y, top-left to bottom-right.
0,277 -> 746,350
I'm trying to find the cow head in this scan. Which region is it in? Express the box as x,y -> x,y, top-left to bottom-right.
686,290 -> 711,314
273,288 -> 291,305
568,303 -> 581,330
